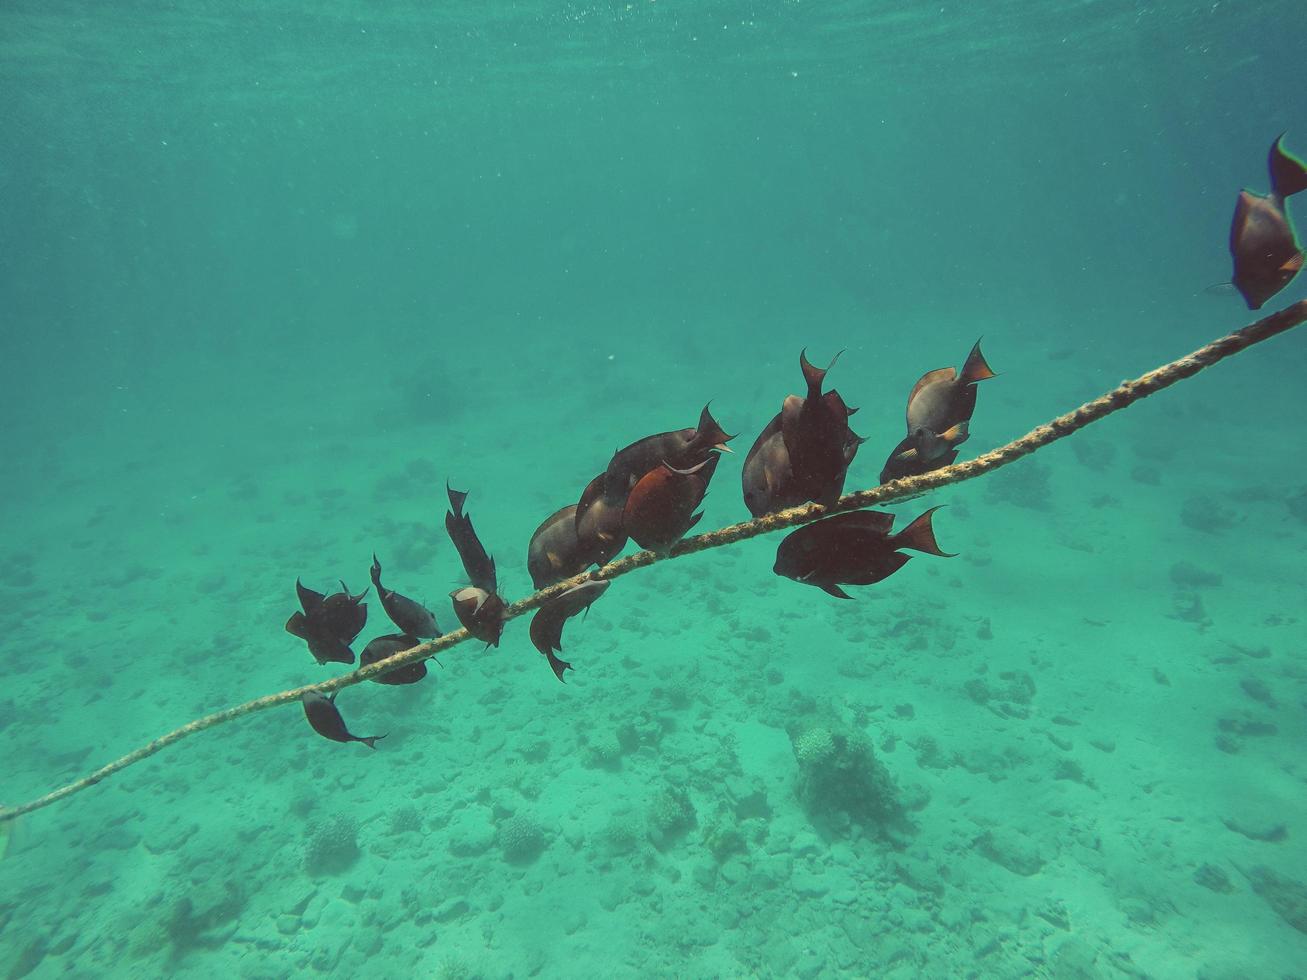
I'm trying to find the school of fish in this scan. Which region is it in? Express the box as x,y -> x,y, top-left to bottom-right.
288,134 -> 1305,748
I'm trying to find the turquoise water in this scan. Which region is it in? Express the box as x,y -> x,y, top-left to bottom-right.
3,1 -> 1307,976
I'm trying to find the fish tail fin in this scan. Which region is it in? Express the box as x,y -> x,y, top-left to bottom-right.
446,481 -> 469,517
360,734 -> 388,750
960,340 -> 997,384
696,403 -> 736,451
799,349 -> 842,396
1270,134 -> 1307,198
893,506 -> 956,557
546,650 -> 573,682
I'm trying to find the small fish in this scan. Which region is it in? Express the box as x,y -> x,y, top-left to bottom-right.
445,483 -> 497,593
880,341 -> 994,483
1230,134 -> 1307,310
602,405 -> 734,499
528,504 -> 596,589
622,457 -> 719,554
285,578 -> 365,665
773,507 -> 953,598
880,423 -> 969,483
529,581 -> 610,681
301,691 -> 386,749
370,554 -> 441,638
359,633 -> 428,685
780,351 -> 862,509
573,473 -> 631,567
450,586 -> 506,647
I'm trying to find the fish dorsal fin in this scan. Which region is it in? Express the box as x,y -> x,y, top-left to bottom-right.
831,510 -> 896,535
296,578 -> 325,612
1270,133 -> 1307,199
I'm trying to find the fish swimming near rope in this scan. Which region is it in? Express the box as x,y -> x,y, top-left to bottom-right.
359,633 -> 429,685
773,507 -> 954,598
623,457 -> 719,554
528,503 -> 598,588
1230,134 -> 1307,310
301,691 -> 387,749
445,484 -> 498,593
780,351 -> 863,509
880,340 -> 995,483
285,578 -> 367,665
529,580 -> 610,681
370,555 -> 441,638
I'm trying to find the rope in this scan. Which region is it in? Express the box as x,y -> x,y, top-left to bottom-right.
3,299 -> 1304,824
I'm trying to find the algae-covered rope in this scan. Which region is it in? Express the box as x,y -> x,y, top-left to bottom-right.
2,299 -> 1305,824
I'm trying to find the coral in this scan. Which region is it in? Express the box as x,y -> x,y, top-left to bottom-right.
304,813 -> 360,876
498,813 -> 548,864
646,783 -> 696,851
789,721 -> 903,838
582,729 -> 624,770
387,803 -> 424,835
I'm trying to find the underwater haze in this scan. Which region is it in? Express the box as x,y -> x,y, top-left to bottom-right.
3,1 -> 1307,977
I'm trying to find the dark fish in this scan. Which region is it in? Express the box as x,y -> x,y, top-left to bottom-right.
742,420 -> 800,518
301,691 -> 386,749
450,586 -> 506,647
529,581 -> 610,682
774,507 -> 953,598
574,473 -> 630,567
445,483 -> 497,593
527,504 -> 596,589
743,405 -> 861,518
880,341 -> 994,483
359,633 -> 428,685
602,405 -> 734,499
622,456 -> 719,554
1230,134 -> 1307,310
318,581 -> 369,644
370,554 -> 441,638
780,351 -> 862,509
285,578 -> 365,665
879,424 -> 968,483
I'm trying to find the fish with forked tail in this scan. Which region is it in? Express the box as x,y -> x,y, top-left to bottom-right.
529,580 -> 610,681
779,351 -> 864,509
574,473 -> 630,568
370,555 -> 441,638
301,691 -> 387,749
623,456 -> 719,554
601,405 -> 734,499
881,340 -> 995,483
451,586 -> 506,647
773,507 -> 954,598
445,483 -> 497,593
1230,134 -> 1307,310
528,504 -> 599,589
360,633 -> 428,685
285,578 -> 367,665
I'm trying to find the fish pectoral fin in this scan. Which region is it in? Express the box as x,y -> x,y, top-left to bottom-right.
1281,252 -> 1304,272
819,582 -> 854,600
